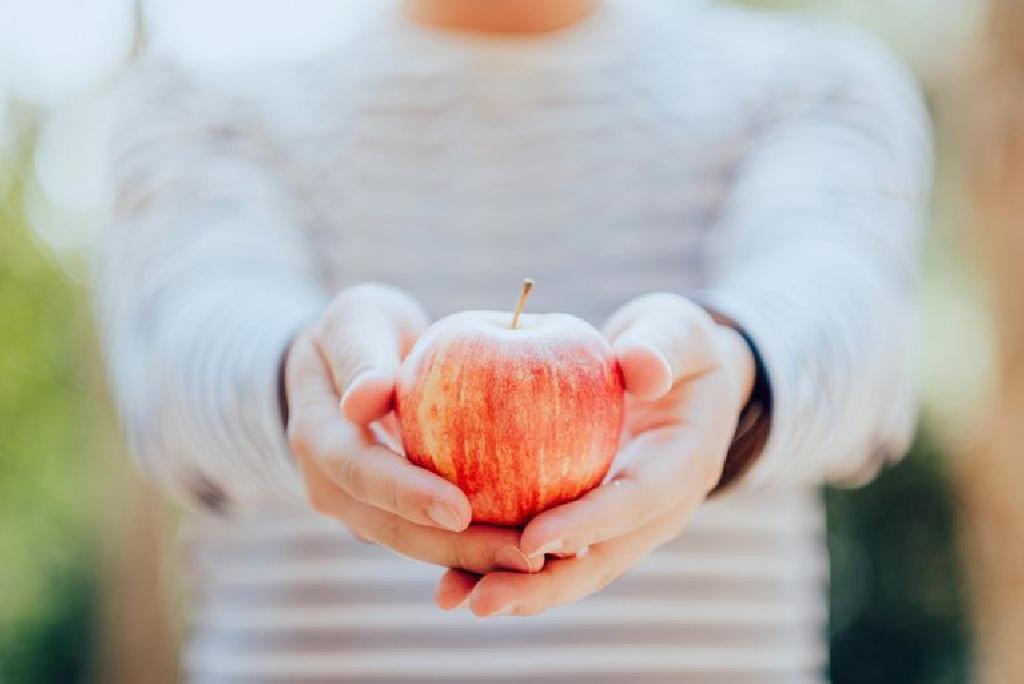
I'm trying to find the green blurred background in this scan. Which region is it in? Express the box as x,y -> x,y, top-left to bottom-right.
0,169 -> 100,681
0,1 -> 992,681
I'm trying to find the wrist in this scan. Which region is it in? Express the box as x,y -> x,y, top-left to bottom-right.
702,309 -> 773,495
714,324 -> 757,419
278,335 -> 296,431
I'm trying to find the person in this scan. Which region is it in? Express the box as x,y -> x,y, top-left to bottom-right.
95,0 -> 931,681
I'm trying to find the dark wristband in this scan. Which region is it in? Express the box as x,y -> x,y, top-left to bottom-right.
278,341 -> 292,431
708,319 -> 772,495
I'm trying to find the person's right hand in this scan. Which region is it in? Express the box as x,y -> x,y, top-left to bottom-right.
285,283 -> 542,579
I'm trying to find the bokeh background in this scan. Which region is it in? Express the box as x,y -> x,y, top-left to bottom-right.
0,0 -> 1008,681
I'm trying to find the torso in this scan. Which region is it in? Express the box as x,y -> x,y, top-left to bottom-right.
184,2 -> 829,681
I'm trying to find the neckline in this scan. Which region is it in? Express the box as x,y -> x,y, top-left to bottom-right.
396,1 -> 614,47
376,0 -> 631,63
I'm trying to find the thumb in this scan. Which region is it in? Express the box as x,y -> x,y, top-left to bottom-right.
340,364 -> 397,426
607,304 -> 718,402
315,285 -> 427,424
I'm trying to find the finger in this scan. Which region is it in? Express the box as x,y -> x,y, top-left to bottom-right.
374,412 -> 403,452
287,335 -> 371,467
435,568 -> 480,610
469,510 -> 687,617
285,333 -> 343,418
520,427 -> 706,558
339,367 -> 397,427
316,284 -> 428,424
602,291 -> 709,341
288,339 -> 473,531
340,498 -> 545,575
603,294 -> 717,401
292,399 -> 472,532
611,316 -> 716,400
322,442 -> 473,532
309,481 -> 539,574
292,313 -> 398,426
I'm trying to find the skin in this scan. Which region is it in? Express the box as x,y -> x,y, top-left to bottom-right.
406,0 -> 601,34
435,294 -> 756,615
286,284 -> 543,575
286,286 -> 754,615
284,0 -> 756,618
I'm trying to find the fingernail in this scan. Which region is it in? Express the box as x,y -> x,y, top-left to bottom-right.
527,539 -> 563,560
449,594 -> 472,611
347,367 -> 376,388
338,368 -> 372,405
491,604 -> 519,617
427,501 -> 463,532
338,368 -> 388,422
494,546 -> 533,573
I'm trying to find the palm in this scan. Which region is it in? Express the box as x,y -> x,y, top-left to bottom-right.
432,295 -> 754,617
612,363 -> 736,490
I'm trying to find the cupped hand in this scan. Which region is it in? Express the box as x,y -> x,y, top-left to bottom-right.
285,283 -> 542,575
435,293 -> 755,615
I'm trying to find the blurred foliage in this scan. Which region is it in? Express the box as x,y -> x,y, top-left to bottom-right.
0,151 -> 99,683
0,565 -> 96,684
826,431 -> 970,684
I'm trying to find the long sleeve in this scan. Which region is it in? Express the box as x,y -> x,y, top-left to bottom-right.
702,20 -> 933,488
95,62 -> 327,511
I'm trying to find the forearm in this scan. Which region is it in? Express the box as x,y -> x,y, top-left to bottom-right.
98,234 -> 324,510
702,241 -> 919,487
97,60 -> 328,510
703,20 -> 931,488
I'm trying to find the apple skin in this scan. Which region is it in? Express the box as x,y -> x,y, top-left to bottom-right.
396,310 -> 625,527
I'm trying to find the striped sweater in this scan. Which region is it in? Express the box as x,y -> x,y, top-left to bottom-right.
95,1 -> 932,681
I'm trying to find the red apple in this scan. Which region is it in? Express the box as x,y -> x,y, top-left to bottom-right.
396,282 -> 625,526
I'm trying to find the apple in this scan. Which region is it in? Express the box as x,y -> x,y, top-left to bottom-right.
396,280 -> 625,526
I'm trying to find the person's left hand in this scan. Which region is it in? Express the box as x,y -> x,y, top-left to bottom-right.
432,293 -> 756,617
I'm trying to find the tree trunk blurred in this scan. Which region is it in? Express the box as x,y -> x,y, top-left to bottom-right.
94,453 -> 180,684
963,2 -> 1024,680
91,5 -> 179,681
87,329 -> 179,684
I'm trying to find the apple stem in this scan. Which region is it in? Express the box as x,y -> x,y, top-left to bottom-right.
510,278 -> 534,330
